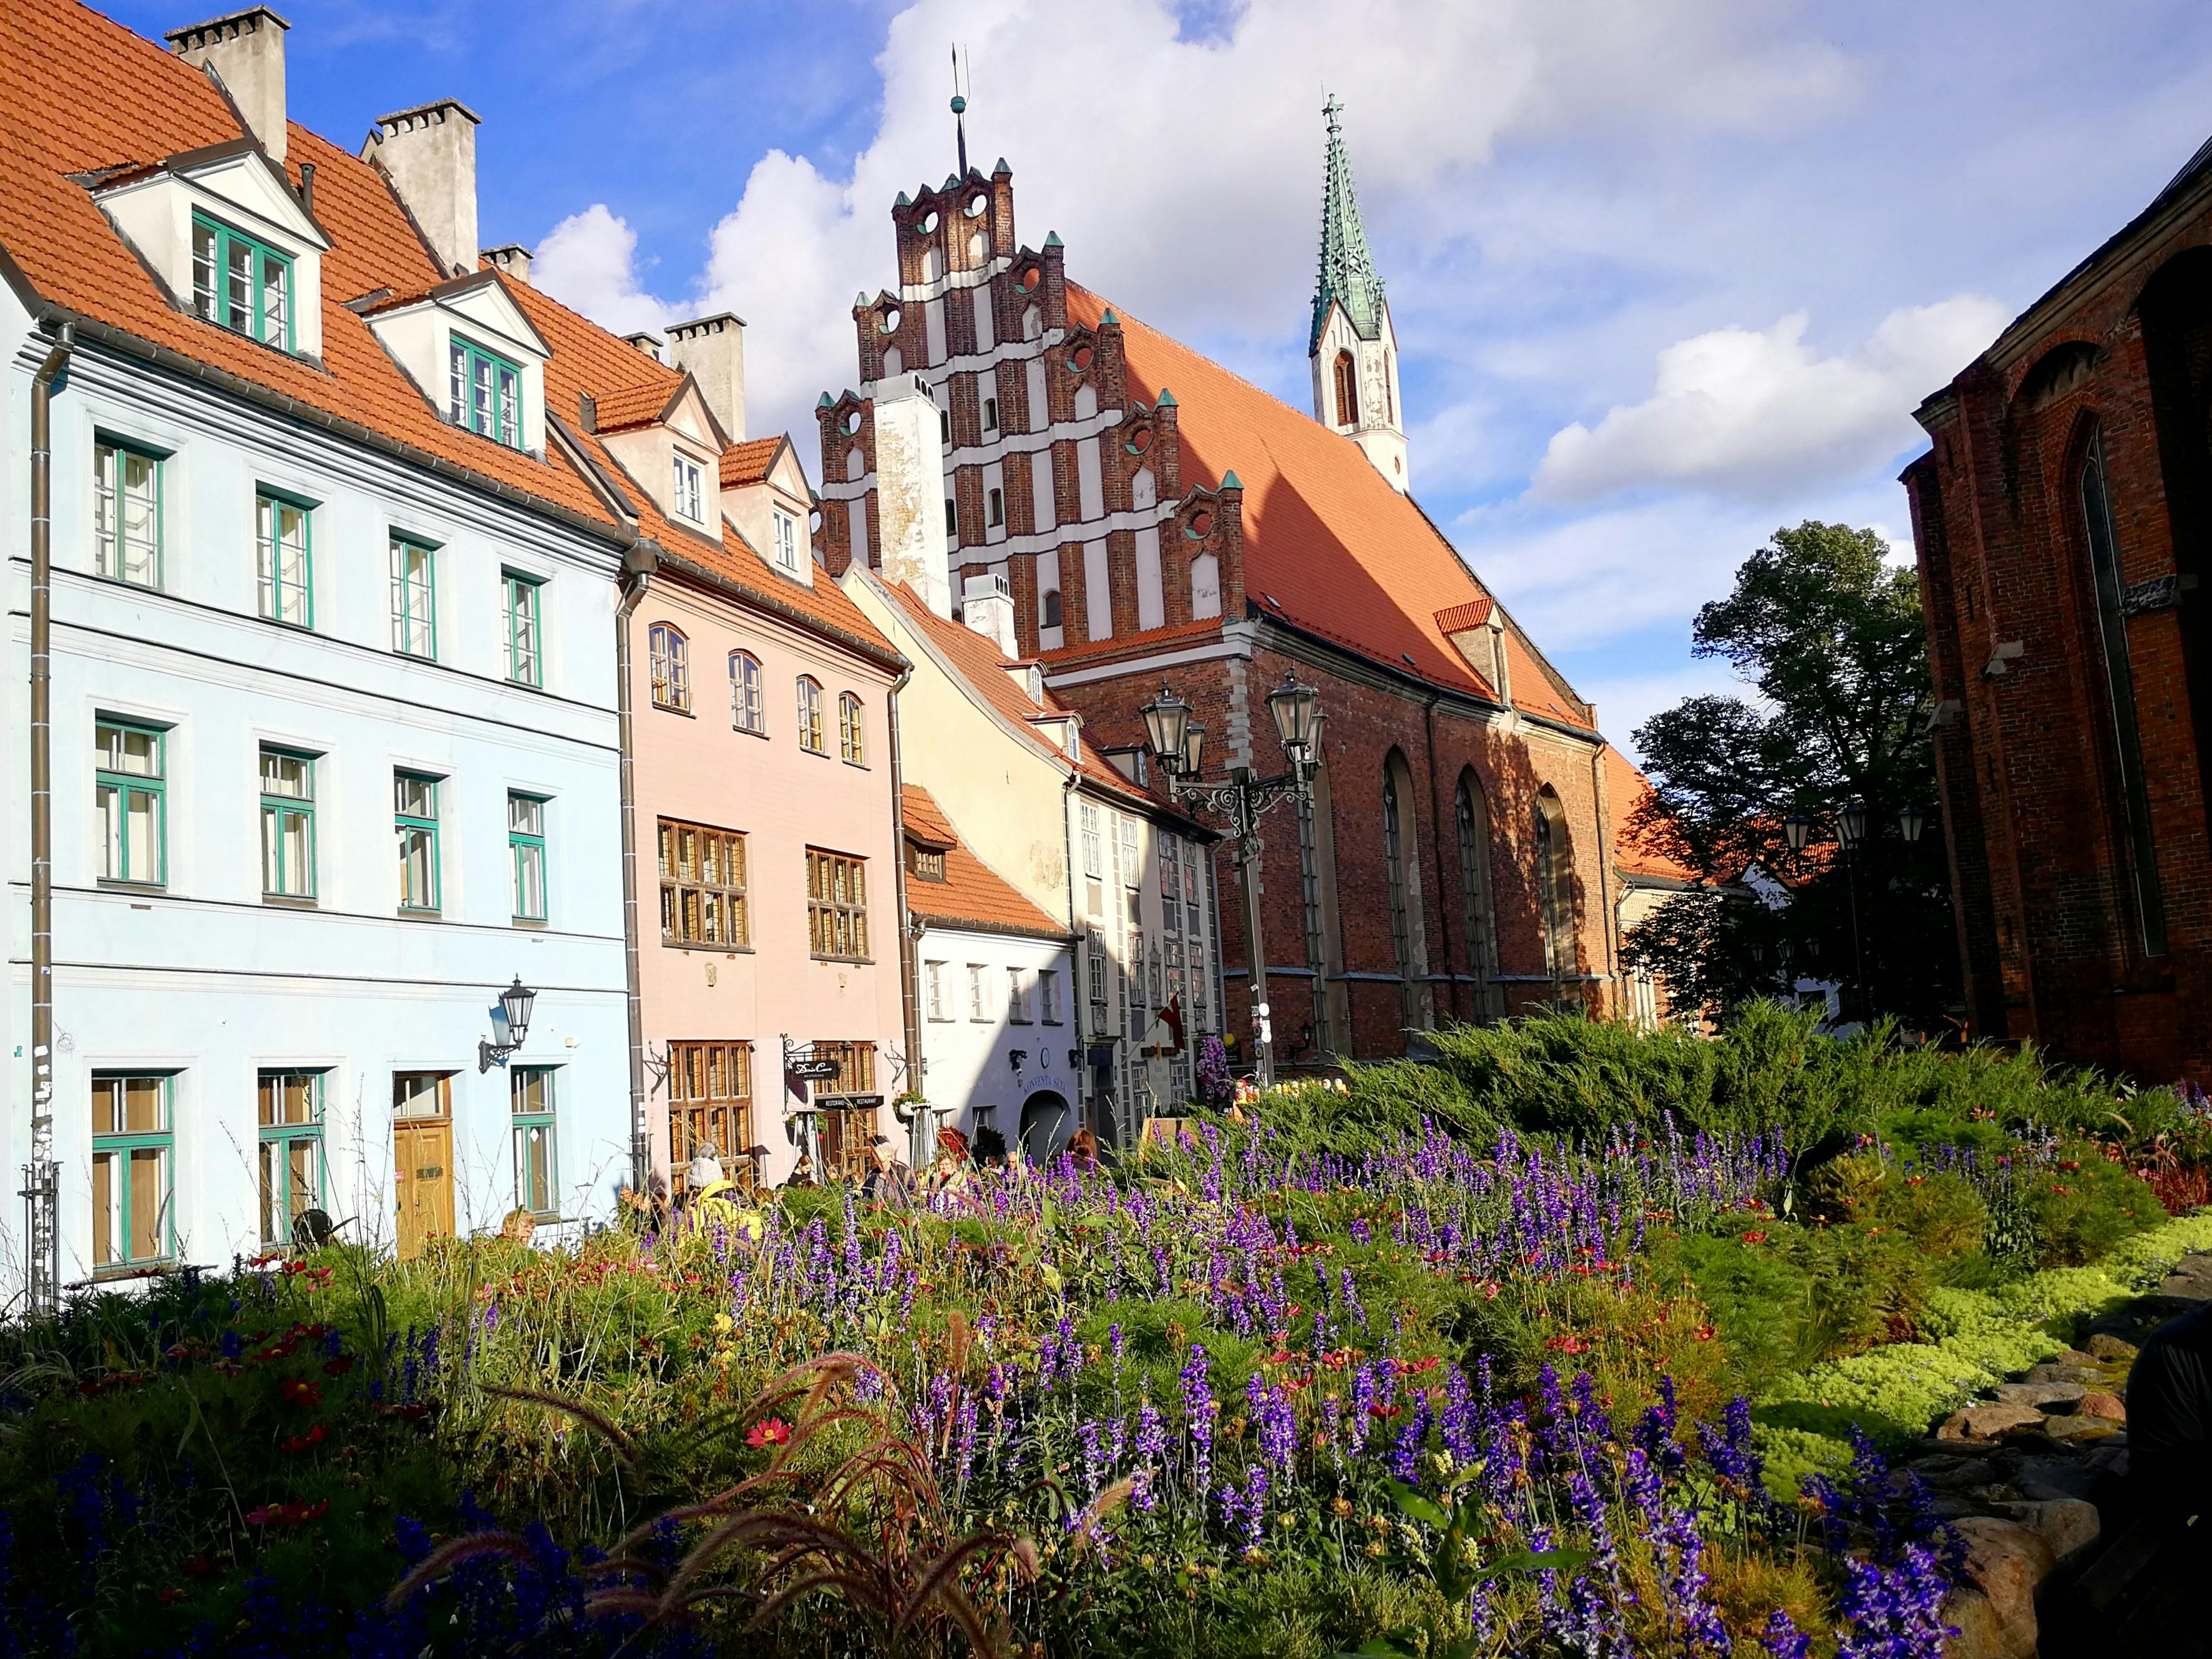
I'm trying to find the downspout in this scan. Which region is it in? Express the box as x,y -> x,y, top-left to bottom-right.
1422,692 -> 1456,1029
1061,769 -> 1083,1134
26,321 -> 74,1316
613,538 -> 655,1192
885,664 -> 922,1160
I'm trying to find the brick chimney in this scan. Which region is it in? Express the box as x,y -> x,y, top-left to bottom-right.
873,375 -> 952,618
363,100 -> 480,276
963,571 -> 1017,658
482,243 -> 532,283
167,7 -> 290,165
667,313 -> 746,442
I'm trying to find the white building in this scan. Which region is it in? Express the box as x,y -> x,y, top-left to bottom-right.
1,4 -> 643,1293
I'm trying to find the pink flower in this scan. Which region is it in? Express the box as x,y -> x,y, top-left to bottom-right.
746,1418 -> 792,1449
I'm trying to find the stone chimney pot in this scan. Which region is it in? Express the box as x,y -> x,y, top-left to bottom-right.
363,99 -> 480,276
963,571 -> 1018,658
167,7 -> 290,165
482,243 -> 532,283
667,314 -> 747,442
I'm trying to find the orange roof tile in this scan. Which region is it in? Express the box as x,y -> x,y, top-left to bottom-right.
721,435 -> 786,488
1605,748 -> 1700,883
590,379 -> 683,433
1435,598 -> 1494,634
1060,284 -> 1592,730
902,784 -> 1068,940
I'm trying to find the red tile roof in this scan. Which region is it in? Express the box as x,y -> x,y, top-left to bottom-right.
1434,598 -> 1494,634
720,436 -> 786,489
590,379 -> 683,434
902,784 -> 1068,940
1058,284 -> 1592,730
1605,748 -> 1700,884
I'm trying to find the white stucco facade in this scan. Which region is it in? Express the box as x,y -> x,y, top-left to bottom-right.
914,924 -> 1077,1160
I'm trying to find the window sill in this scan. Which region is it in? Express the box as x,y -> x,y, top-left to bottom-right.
97,879 -> 168,897
512,916 -> 550,930
655,703 -> 697,719
262,893 -> 318,910
258,614 -> 316,633
842,758 -> 871,771
666,938 -> 756,953
87,569 -> 165,596
397,907 -> 442,922
733,724 -> 770,740
393,647 -> 438,664
506,675 -> 545,693
801,746 -> 831,759
812,955 -> 875,966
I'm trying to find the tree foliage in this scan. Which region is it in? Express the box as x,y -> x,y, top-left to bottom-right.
1624,522 -> 1959,1028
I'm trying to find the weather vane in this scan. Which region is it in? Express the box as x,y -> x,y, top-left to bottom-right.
950,44 -> 970,177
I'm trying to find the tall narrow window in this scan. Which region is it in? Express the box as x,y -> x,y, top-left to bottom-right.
838,693 -> 866,764
1534,789 -> 1576,988
1042,590 -> 1064,630
258,1070 -> 323,1247
512,1067 -> 558,1217
650,624 -> 690,712
925,961 -> 950,1021
394,772 -> 441,915
256,492 -> 311,626
797,678 -> 826,754
94,439 -> 161,588
806,849 -> 869,960
503,572 -> 543,686
668,1041 -> 753,1192
729,652 -> 765,733
259,747 -> 316,900
658,819 -> 749,946
773,510 -> 799,571
1039,968 -> 1063,1024
95,718 -> 165,888
988,487 -> 1005,527
509,792 -> 548,923
390,536 -> 436,658
191,212 -> 293,349
1297,791 -> 1330,1050
1333,350 -> 1358,427
448,336 -> 522,447
672,453 -> 704,523
92,1073 -> 172,1270
2080,426 -> 2168,955
1381,754 -> 1430,1027
1455,772 -> 1500,1018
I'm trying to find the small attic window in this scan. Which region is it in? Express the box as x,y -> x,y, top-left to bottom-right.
449,336 -> 522,448
192,212 -> 294,351
1068,343 -> 1094,374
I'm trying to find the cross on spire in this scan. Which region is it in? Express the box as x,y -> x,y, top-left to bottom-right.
1311,92 -> 1384,354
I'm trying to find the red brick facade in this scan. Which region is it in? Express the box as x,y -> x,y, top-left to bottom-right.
817,160 -> 1635,1062
1903,138 -> 2212,1083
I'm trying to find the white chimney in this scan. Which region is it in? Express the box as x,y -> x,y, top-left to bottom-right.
963,571 -> 1018,658
482,243 -> 532,284
873,375 -> 952,618
667,313 -> 746,442
624,330 -> 665,358
168,7 -> 290,165
363,100 -> 480,276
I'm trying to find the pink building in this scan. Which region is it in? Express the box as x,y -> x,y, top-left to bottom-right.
509,287 -> 911,1192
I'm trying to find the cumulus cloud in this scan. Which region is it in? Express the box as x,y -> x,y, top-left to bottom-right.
1531,295 -> 2008,504
532,205 -> 678,338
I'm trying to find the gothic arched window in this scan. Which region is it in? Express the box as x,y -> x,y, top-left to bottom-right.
1454,770 -> 1500,1019
1333,351 -> 1358,428
1382,751 -> 1432,1029
1534,788 -> 1576,988
1041,588 -> 1063,630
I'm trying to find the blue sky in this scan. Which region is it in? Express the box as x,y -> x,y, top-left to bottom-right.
115,0 -> 2212,755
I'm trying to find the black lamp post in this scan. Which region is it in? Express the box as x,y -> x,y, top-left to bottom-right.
1898,802 -> 1927,844
1783,812 -> 1812,855
1141,673 -> 1326,1089
478,976 -> 538,1073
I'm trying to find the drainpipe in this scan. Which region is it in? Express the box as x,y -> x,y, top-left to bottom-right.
884,665 -> 923,1162
26,321 -> 74,1317
1060,769 -> 1084,1136
613,538 -> 655,1193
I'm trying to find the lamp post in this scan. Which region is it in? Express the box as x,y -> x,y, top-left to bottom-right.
1832,802 -> 1869,1025
1141,674 -> 1325,1090
477,976 -> 538,1073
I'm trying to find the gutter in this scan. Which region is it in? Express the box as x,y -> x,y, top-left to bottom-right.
613,537 -> 656,1191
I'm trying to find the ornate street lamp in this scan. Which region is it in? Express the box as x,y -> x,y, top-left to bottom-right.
1898,802 -> 1927,844
478,976 -> 538,1073
1138,676 -> 1329,1089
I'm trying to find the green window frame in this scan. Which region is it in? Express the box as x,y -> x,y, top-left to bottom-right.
503,571 -> 543,686
257,1069 -> 325,1247
95,717 -> 166,888
395,772 -> 441,915
190,212 -> 294,351
390,535 -> 437,659
512,1066 -> 558,1218
509,792 -> 548,923
259,746 -> 316,901
94,436 -> 162,588
256,490 -> 313,627
449,335 -> 523,449
91,1073 -> 173,1271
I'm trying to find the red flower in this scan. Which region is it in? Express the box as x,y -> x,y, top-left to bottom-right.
746,1418 -> 792,1449
1694,1324 -> 1717,1342
183,1555 -> 219,1577
156,1588 -> 185,1605
323,1356 -> 355,1376
1367,1404 -> 1401,1421
1544,1335 -> 1589,1355
1740,1230 -> 1769,1244
282,1424 -> 327,1454
279,1378 -> 323,1408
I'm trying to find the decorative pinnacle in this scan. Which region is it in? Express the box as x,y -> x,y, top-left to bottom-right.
1311,93 -> 1385,354
1222,469 -> 1242,490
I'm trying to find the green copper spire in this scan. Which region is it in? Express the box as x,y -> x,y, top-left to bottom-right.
1310,94 -> 1385,353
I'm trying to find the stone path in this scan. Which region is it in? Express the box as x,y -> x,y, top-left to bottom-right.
1908,1251 -> 2212,1658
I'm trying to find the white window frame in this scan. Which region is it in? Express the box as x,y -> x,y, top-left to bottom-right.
672,452 -> 705,524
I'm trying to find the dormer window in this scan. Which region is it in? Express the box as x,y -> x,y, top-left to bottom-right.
450,336 -> 522,448
772,510 -> 799,571
673,453 -> 705,524
191,212 -> 293,350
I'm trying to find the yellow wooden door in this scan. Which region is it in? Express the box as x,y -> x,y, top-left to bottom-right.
394,1119 -> 453,1260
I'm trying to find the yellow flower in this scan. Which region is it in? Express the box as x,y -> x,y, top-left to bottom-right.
713,1313 -> 734,1335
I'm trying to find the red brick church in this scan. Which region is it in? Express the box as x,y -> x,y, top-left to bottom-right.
818,100 -> 1658,1064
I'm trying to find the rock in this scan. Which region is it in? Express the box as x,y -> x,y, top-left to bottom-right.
2044,1413 -> 2119,1444
1992,1381 -> 2087,1409
1908,1454 -> 1992,1491
2086,1333 -> 2139,1362
2025,1363 -> 2105,1386
1950,1516 -> 2057,1658
2057,1348 -> 2101,1366
2014,1456 -> 2101,1503
1999,1497 -> 2102,1563
2077,1390 -> 2127,1421
1939,1402 -> 2048,1442
1941,1585 -> 2011,1659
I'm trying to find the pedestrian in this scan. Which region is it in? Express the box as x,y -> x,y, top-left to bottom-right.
862,1134 -> 915,1206
686,1139 -> 725,1195
782,1151 -> 817,1190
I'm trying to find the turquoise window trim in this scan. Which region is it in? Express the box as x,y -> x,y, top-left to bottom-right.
190,210 -> 295,353
449,334 -> 524,449
503,570 -> 544,687
391,534 -> 438,660
256,1069 -> 326,1247
90,1072 -> 175,1272
256,487 -> 315,629
510,1066 -> 558,1219
394,771 -> 441,915
93,434 -> 164,590
509,791 -> 549,923
94,716 -> 167,889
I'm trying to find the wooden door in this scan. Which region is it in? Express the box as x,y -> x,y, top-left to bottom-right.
394,1119 -> 453,1260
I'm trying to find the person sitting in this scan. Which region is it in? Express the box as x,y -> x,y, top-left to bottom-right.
1066,1128 -> 1100,1170
781,1151 -> 818,1190
925,1129 -> 975,1202
860,1135 -> 915,1207
685,1139 -> 725,1197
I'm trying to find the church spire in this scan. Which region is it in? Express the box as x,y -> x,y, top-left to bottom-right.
1310,94 -> 1385,354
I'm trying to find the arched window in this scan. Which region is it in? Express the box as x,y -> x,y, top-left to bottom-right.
729,651 -> 764,734
838,693 -> 865,764
1041,589 -> 1063,630
883,346 -> 904,379
1190,552 -> 1221,619
2080,424 -> 2167,955
1381,751 -> 1432,1029
1383,356 -> 1395,425
1333,351 -> 1358,428
648,623 -> 689,713
1534,788 -> 1576,989
796,676 -> 826,754
1454,771 -> 1501,1020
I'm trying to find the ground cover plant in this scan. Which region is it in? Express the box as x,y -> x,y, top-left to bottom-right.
1,1005 -> 2205,1657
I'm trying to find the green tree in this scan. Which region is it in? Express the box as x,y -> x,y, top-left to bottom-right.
1622,522 -> 1959,1027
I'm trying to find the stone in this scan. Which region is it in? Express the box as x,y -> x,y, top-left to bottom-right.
2044,1413 -> 2118,1444
1999,1497 -> 2102,1563
2057,1348 -> 2101,1366
2086,1333 -> 2139,1362
2025,1363 -> 2105,1386
2077,1390 -> 2127,1421
1940,1586 -> 2010,1659
2013,1456 -> 2101,1503
1906,1454 -> 1988,1490
1939,1402 -> 2047,1442
1990,1381 -> 2086,1409
1950,1517 -> 2057,1658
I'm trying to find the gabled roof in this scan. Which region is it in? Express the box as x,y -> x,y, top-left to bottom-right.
1054,284 -> 1592,731
721,435 -> 788,489
1604,748 -> 1699,885
901,784 -> 1069,941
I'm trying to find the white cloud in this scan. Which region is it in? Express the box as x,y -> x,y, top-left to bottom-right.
533,204 -> 678,338
1531,295 -> 2008,504
1574,659 -> 1747,764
